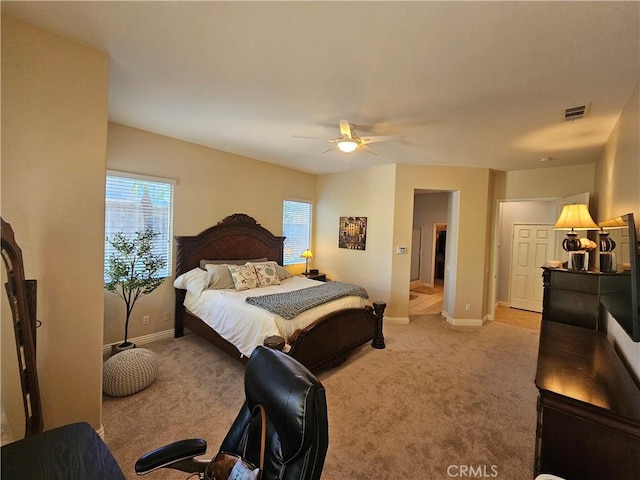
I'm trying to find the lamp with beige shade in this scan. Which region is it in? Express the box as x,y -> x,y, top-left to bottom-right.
553,204 -> 599,270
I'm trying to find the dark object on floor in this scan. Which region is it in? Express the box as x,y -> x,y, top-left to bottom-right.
135,346 -> 329,480
1,422 -> 125,479
1,217 -> 43,437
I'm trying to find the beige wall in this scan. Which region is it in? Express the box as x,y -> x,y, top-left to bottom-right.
503,163 -> 596,201
315,165 -> 397,312
319,163 -> 493,323
594,82 -> 640,220
104,123 -> 317,344
1,15 -> 109,434
594,81 -> 640,379
395,165 -> 491,322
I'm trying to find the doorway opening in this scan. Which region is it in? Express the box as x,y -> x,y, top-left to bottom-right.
490,192 -> 590,321
410,191 -> 450,316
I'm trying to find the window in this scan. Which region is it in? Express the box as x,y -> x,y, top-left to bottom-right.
104,171 -> 175,280
283,200 -> 312,266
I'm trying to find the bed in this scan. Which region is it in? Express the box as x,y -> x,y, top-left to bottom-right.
174,213 -> 386,371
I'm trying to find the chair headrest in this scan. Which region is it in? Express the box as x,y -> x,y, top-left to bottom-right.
245,346 -> 326,462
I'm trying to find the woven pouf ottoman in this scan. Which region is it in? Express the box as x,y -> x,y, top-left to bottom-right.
103,348 -> 158,397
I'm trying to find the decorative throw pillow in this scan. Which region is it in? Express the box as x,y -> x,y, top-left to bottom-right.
252,262 -> 281,287
204,264 -> 236,289
275,264 -> 293,280
228,264 -> 259,291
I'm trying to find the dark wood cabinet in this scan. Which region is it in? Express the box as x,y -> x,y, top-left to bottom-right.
541,268 -> 630,330
534,321 -> 640,479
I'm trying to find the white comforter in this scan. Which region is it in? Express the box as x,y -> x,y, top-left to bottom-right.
184,276 -> 367,358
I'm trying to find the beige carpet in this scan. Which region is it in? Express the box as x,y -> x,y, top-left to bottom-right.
102,315 -> 539,479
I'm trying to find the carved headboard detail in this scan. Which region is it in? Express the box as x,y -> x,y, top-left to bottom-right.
174,213 -> 285,277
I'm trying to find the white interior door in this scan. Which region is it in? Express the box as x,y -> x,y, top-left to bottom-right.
509,224 -> 553,312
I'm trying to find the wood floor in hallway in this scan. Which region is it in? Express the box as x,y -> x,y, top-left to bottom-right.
409,280 -> 444,316
408,281 -> 541,331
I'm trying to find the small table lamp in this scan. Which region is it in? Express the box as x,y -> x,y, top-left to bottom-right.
596,216 -> 626,272
300,249 -> 313,274
553,203 -> 598,270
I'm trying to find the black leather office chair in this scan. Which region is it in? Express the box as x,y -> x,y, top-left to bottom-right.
135,346 -> 329,480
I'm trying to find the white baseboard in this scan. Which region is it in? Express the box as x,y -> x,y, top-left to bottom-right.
447,317 -> 484,327
103,329 -> 175,355
442,310 -> 483,327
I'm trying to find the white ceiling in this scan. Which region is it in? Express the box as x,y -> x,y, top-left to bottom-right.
3,1 -> 639,175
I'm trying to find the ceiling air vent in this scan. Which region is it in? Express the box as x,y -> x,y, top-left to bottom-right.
562,103 -> 590,122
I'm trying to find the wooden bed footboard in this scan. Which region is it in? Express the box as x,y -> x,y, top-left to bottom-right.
175,298 -> 385,371
288,301 -> 386,371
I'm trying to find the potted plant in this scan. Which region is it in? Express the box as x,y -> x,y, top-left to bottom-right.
105,227 -> 166,351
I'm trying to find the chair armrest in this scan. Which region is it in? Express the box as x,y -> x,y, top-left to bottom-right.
135,438 -> 208,475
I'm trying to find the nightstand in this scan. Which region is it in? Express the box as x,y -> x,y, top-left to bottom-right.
302,272 -> 326,282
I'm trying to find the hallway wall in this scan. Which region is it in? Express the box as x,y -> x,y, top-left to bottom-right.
413,192 -> 449,285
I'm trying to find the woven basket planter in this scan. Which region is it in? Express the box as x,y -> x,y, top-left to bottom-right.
103,348 -> 158,397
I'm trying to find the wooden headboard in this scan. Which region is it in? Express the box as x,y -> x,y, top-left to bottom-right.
174,213 -> 285,277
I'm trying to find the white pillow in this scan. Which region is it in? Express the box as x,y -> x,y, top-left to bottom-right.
173,267 -> 209,296
228,264 -> 259,291
252,261 -> 281,287
204,264 -> 236,290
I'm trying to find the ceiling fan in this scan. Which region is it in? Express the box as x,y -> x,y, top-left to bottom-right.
294,119 -> 404,155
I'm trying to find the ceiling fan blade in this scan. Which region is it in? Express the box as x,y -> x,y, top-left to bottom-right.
360,144 -> 379,155
339,119 -> 352,139
293,135 -> 334,142
321,146 -> 338,154
359,134 -> 405,145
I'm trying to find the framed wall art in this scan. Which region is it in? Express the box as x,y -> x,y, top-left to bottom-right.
339,216 -> 367,250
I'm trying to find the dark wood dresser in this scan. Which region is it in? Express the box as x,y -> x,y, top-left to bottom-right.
534,321 -> 640,479
541,268 -> 630,330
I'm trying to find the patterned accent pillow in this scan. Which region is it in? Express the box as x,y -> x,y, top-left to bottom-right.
228,264 -> 259,291
252,262 -> 281,287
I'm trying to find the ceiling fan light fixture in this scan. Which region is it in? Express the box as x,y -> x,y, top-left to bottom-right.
337,140 -> 358,153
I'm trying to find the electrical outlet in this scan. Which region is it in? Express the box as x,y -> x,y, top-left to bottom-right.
143,315 -> 150,325
465,304 -> 471,311
163,311 -> 170,322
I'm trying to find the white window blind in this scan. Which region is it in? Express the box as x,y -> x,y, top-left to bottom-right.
283,200 -> 312,266
104,171 -> 175,281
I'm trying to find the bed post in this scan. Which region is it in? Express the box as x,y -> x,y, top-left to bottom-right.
174,289 -> 185,337
371,301 -> 386,349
